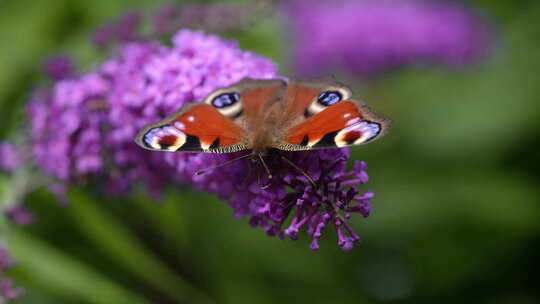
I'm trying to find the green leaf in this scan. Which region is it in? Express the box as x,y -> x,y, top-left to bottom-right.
369,3 -> 540,164
360,163 -> 540,291
67,190 -> 213,304
364,163 -> 540,239
132,189 -> 190,248
8,230 -> 146,304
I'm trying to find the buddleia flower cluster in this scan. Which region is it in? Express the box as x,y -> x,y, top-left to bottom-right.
26,24 -> 374,250
198,149 -> 374,251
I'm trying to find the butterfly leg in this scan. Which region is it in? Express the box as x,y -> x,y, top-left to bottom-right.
241,156 -> 254,187
253,155 -> 272,190
194,153 -> 252,177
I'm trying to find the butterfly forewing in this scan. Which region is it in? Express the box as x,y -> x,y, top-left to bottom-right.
135,103 -> 248,153
275,100 -> 389,151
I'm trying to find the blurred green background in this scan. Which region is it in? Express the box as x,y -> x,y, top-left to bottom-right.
1,0 -> 540,303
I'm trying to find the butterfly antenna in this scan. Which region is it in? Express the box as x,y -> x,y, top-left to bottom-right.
258,153 -> 273,180
254,153 -> 272,190
194,153 -> 253,176
280,155 -> 317,189
255,165 -> 271,190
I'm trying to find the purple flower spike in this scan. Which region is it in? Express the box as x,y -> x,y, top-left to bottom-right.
0,279 -> 24,302
4,204 -> 35,226
92,11 -> 143,47
116,12 -> 143,42
285,0 -> 491,76
152,2 -> 273,36
0,143 -> 21,173
43,56 -> 74,80
0,245 -> 22,302
0,246 -> 15,272
194,148 -> 374,251
152,3 -> 183,36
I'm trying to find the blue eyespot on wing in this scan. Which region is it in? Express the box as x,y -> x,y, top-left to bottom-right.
317,91 -> 342,106
276,100 -> 390,151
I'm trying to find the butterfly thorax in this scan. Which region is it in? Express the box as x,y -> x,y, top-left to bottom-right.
247,101 -> 291,154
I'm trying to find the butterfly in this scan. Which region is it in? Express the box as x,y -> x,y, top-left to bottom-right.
135,77 -> 390,165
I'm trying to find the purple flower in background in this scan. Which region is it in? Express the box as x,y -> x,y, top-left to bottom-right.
0,246 -> 15,272
92,11 -> 142,47
43,56 -> 75,80
285,0 -> 490,76
93,2 -> 273,48
0,245 -> 22,302
0,279 -> 24,303
0,143 -> 21,173
152,1 -> 273,36
4,204 -> 35,226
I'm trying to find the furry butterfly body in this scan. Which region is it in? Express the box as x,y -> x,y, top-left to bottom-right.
135,78 -> 389,155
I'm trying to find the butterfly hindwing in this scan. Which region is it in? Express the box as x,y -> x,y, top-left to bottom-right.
135,103 -> 248,153
279,101 -> 389,150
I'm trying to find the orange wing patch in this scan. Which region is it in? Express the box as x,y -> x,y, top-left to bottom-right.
233,79 -> 287,128
282,83 -> 321,118
135,104 -> 248,153
278,101 -> 388,150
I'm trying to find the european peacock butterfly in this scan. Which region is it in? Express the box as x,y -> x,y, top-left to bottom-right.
135,77 -> 390,174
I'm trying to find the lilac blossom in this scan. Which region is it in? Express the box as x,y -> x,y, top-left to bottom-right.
285,0 -> 491,76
